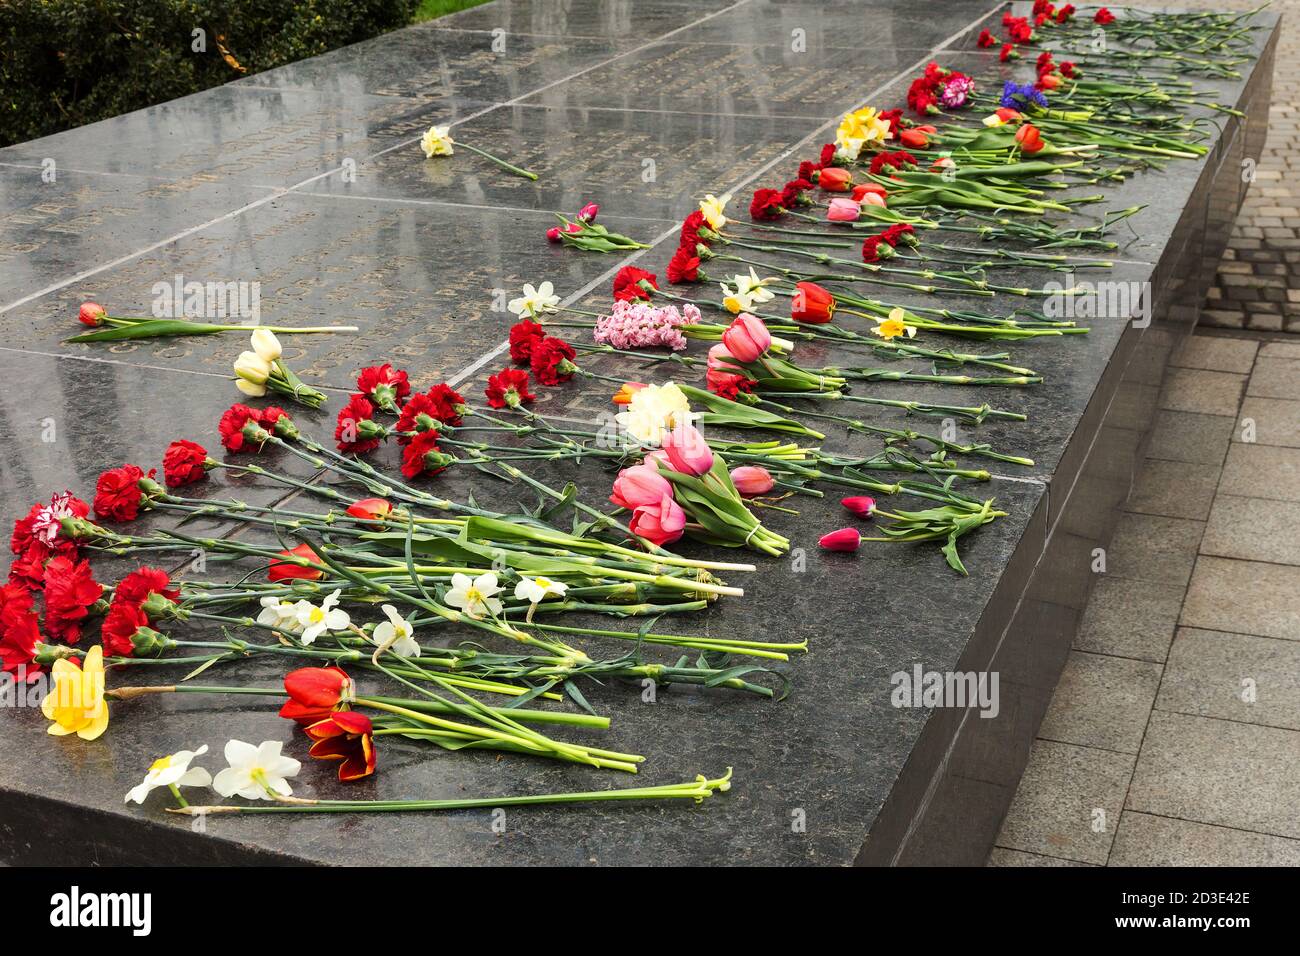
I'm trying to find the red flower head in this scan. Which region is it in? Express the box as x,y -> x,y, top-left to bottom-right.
218,403 -> 269,453
334,394 -> 384,455
749,188 -> 786,221
796,159 -> 817,181
485,368 -> 535,410
508,319 -> 546,365
269,543 -> 324,582
977,28 -> 996,47
401,429 -> 452,480
999,43 -> 1017,61
879,108 -> 903,138
705,368 -> 755,401
666,245 -> 701,284
1036,51 -> 1054,72
612,266 -> 658,302
899,128 -> 930,149
1060,61 -> 1078,78
41,556 -> 102,645
396,384 -> 466,444
1007,17 -> 1034,43
345,498 -> 392,521
1015,124 -> 1045,153
1056,4 -> 1075,22
679,210 -> 707,251
306,711 -> 376,782
163,439 -> 210,488
1094,7 -> 1115,25
0,582 -> 43,680
869,151 -> 918,176
78,302 -> 107,327
780,178 -> 813,209
257,406 -> 297,440
115,567 -> 180,607
100,600 -> 151,657
791,282 -> 836,324
907,77 -> 939,115
281,666 -> 353,725
93,464 -> 158,523
881,223 -> 918,248
355,364 -> 411,412
862,235 -> 895,263
816,167 -> 852,192
530,336 -> 577,386
818,143 -> 836,167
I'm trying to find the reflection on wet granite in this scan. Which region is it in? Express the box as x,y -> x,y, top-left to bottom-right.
431,0 -> 739,40
309,104 -> 824,221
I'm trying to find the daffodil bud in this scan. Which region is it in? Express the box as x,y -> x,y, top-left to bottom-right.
234,350 -> 272,386
250,327 -> 282,362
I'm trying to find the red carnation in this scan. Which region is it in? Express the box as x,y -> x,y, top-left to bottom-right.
10,504 -> 43,557
396,389 -> 456,444
163,439 -> 210,488
400,429 -> 450,480
218,403 -> 267,453
1000,43 -> 1016,62
115,567 -> 180,607
485,368 -> 535,410
427,384 -> 466,427
1094,7 -> 1114,24
977,28 -> 996,47
869,151 -> 918,175
355,364 -> 410,412
0,582 -> 42,680
818,143 -> 836,167
612,266 -> 658,302
862,235 -> 895,263
881,223 -> 918,248
1060,61 -> 1078,78
334,394 -> 384,455
749,188 -> 786,221
42,556 -> 102,645
101,599 -> 149,657
1008,17 -> 1033,42
1056,4 -> 1075,22
93,464 -> 156,523
530,336 -> 577,386
508,319 -> 546,365
706,369 -> 755,402
879,109 -> 903,138
679,210 -> 707,250
797,160 -> 817,181
667,245 -> 701,284
780,178 -> 813,208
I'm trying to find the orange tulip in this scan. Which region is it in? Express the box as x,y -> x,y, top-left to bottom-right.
1014,124 -> 1044,153
612,382 -> 646,405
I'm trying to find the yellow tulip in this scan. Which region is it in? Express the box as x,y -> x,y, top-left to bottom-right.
42,645 -> 109,740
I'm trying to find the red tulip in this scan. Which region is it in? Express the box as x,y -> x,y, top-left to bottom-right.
345,497 -> 392,520
306,711 -> 376,782
661,424 -> 714,477
268,542 -> 324,581
610,465 -> 673,509
817,167 -> 852,192
899,128 -> 930,148
280,666 -> 353,724
629,494 -> 686,546
791,281 -> 835,324
819,527 -> 861,552
78,302 -> 107,326
841,496 -> 876,517
577,202 -> 600,223
851,183 -> 887,202
1015,124 -> 1044,153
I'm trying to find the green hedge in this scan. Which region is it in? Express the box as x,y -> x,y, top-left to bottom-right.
0,0 -> 419,147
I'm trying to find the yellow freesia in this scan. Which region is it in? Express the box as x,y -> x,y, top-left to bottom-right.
42,645 -> 109,741
699,193 -> 732,231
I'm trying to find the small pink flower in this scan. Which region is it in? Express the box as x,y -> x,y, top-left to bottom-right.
629,494 -> 686,546
593,301 -> 699,351
861,192 -> 887,208
661,424 -> 714,477
578,202 -> 600,223
610,465 -> 672,509
841,496 -> 876,517
731,466 -> 774,496
819,527 -> 861,552
826,197 -> 861,222
721,313 -> 770,363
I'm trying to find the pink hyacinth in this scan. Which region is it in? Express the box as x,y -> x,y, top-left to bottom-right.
593,301 -> 701,351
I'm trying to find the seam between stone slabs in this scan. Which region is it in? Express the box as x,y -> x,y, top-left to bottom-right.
1151,700 -> 1300,737
286,188 -> 680,226
0,0 -> 755,317
990,845 -> 1098,865
1115,809 -> 1300,850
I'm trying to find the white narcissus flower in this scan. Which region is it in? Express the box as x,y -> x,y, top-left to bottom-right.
250,328 -> 282,362
257,596 -> 304,634
698,193 -> 732,231
514,575 -> 568,605
733,268 -> 776,305
445,572 -> 504,620
212,739 -> 301,801
421,125 -> 455,157
372,604 -> 420,657
125,745 -> 212,805
294,589 -> 351,646
508,281 -> 561,319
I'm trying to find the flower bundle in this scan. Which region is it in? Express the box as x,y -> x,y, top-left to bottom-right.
547,203 -> 649,252
232,329 -> 326,408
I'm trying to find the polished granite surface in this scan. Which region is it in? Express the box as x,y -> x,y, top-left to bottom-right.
0,0 -> 1277,865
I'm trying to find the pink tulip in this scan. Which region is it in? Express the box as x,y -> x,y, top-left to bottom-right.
860,191 -> 887,208
661,423 -> 714,476
826,197 -> 861,222
731,465 -> 774,496
819,527 -> 861,552
721,313 -> 770,363
610,464 -> 672,509
545,226 -> 562,243
841,495 -> 876,517
578,202 -> 600,223
629,493 -> 686,546
708,342 -> 738,371
641,448 -> 671,470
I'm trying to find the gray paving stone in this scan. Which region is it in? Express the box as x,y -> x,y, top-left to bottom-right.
1181,556 -> 1300,641
1260,341 -> 1300,360
1202,494 -> 1300,565
1106,513 -> 1206,587
1074,577 -> 1185,663
995,739 -> 1135,866
1109,811 -> 1300,866
1126,457 -> 1222,520
1147,410 -> 1236,466
986,847 -> 1095,867
1038,652 -> 1163,754
1127,711 -> 1300,839
1235,397 -> 1300,448
1160,367 -> 1247,416
1247,356 -> 1300,399
1158,628 -> 1300,731
1172,335 -> 1259,374
1220,443 -> 1300,501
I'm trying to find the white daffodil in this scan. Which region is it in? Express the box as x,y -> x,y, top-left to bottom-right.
257,596 -> 303,634
249,327 -> 282,362
420,125 -> 455,157
212,739 -> 301,801
699,193 -> 732,231
372,604 -> 420,657
508,281 -> 561,319
733,268 -> 776,305
445,572 -> 504,620
720,284 -> 755,315
515,575 -> 568,605
125,745 -> 212,805
293,589 -> 351,646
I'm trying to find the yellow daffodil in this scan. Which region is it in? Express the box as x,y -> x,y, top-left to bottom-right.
836,107 -> 891,159
42,645 -> 109,740
872,308 -> 918,341
699,193 -> 732,231
420,125 -> 455,157
721,289 -> 752,315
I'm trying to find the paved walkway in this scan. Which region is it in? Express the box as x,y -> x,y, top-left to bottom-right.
990,332 -> 1300,866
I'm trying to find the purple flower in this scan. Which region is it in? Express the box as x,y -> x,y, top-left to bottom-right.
1001,80 -> 1048,110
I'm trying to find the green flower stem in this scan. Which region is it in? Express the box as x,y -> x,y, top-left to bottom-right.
456,141 -> 538,180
